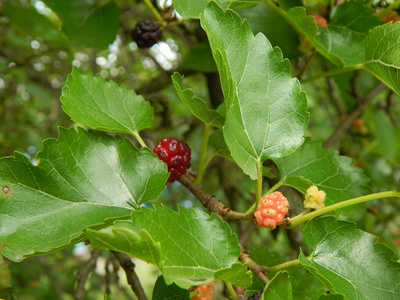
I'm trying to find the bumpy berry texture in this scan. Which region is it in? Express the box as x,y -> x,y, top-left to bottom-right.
131,20 -> 162,48
303,185 -> 326,210
153,137 -> 191,183
191,282 -> 215,300
254,191 -> 289,229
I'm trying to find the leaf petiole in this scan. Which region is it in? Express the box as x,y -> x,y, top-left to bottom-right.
142,0 -> 164,23
264,259 -> 300,273
224,281 -> 238,300
245,181 -> 283,214
301,64 -> 364,83
131,131 -> 147,148
288,191 -> 400,228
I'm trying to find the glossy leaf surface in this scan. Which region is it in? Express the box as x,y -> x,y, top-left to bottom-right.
172,72 -> 224,127
273,140 -> 371,212
261,271 -> 292,300
0,128 -> 168,261
87,205 -> 245,288
300,217 -> 400,299
61,67 -> 153,135
201,2 -> 309,179
48,0 -> 119,50
364,22 -> 400,95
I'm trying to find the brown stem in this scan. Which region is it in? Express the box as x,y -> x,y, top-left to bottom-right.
234,286 -> 246,300
239,249 -> 269,285
178,174 -> 254,221
296,48 -> 316,80
75,249 -> 103,300
324,82 -> 386,148
112,251 -> 148,300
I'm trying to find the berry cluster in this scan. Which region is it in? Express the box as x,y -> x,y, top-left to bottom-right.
303,185 -> 326,210
191,282 -> 215,300
131,20 -> 162,48
254,191 -> 289,230
153,137 -> 191,183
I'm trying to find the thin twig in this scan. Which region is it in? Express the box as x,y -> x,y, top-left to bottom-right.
178,174 -> 254,221
239,249 -> 269,285
75,249 -> 103,300
296,48 -> 316,80
112,251 -> 148,300
233,286 -> 246,300
324,83 -> 386,148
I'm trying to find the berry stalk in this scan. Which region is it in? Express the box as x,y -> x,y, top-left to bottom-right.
245,181 -> 283,214
288,190 -> 400,228
224,281 -> 238,300
256,158 -> 263,206
142,0 -> 164,23
379,0 -> 400,18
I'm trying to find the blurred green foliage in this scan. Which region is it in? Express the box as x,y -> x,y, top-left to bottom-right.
0,0 -> 399,299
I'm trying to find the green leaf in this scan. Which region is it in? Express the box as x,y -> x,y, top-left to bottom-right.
182,40 -> 217,72
0,127 -> 168,261
236,2 -> 302,60
152,276 -> 190,300
87,205 -> 241,288
209,129 -> 232,160
329,0 -> 383,34
364,22 -> 400,95
88,225 -> 162,266
214,262 -> 252,288
61,67 -> 153,135
261,271 -> 292,300
48,0 -> 119,50
201,2 -> 309,179
316,26 -> 365,66
300,216 -> 400,299
4,4 -> 68,47
247,247 -> 326,300
0,255 -> 11,294
172,73 -> 224,127
272,139 -> 371,213
318,294 -> 344,300
285,1 -> 382,67
285,7 -> 344,67
173,0 -> 231,19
